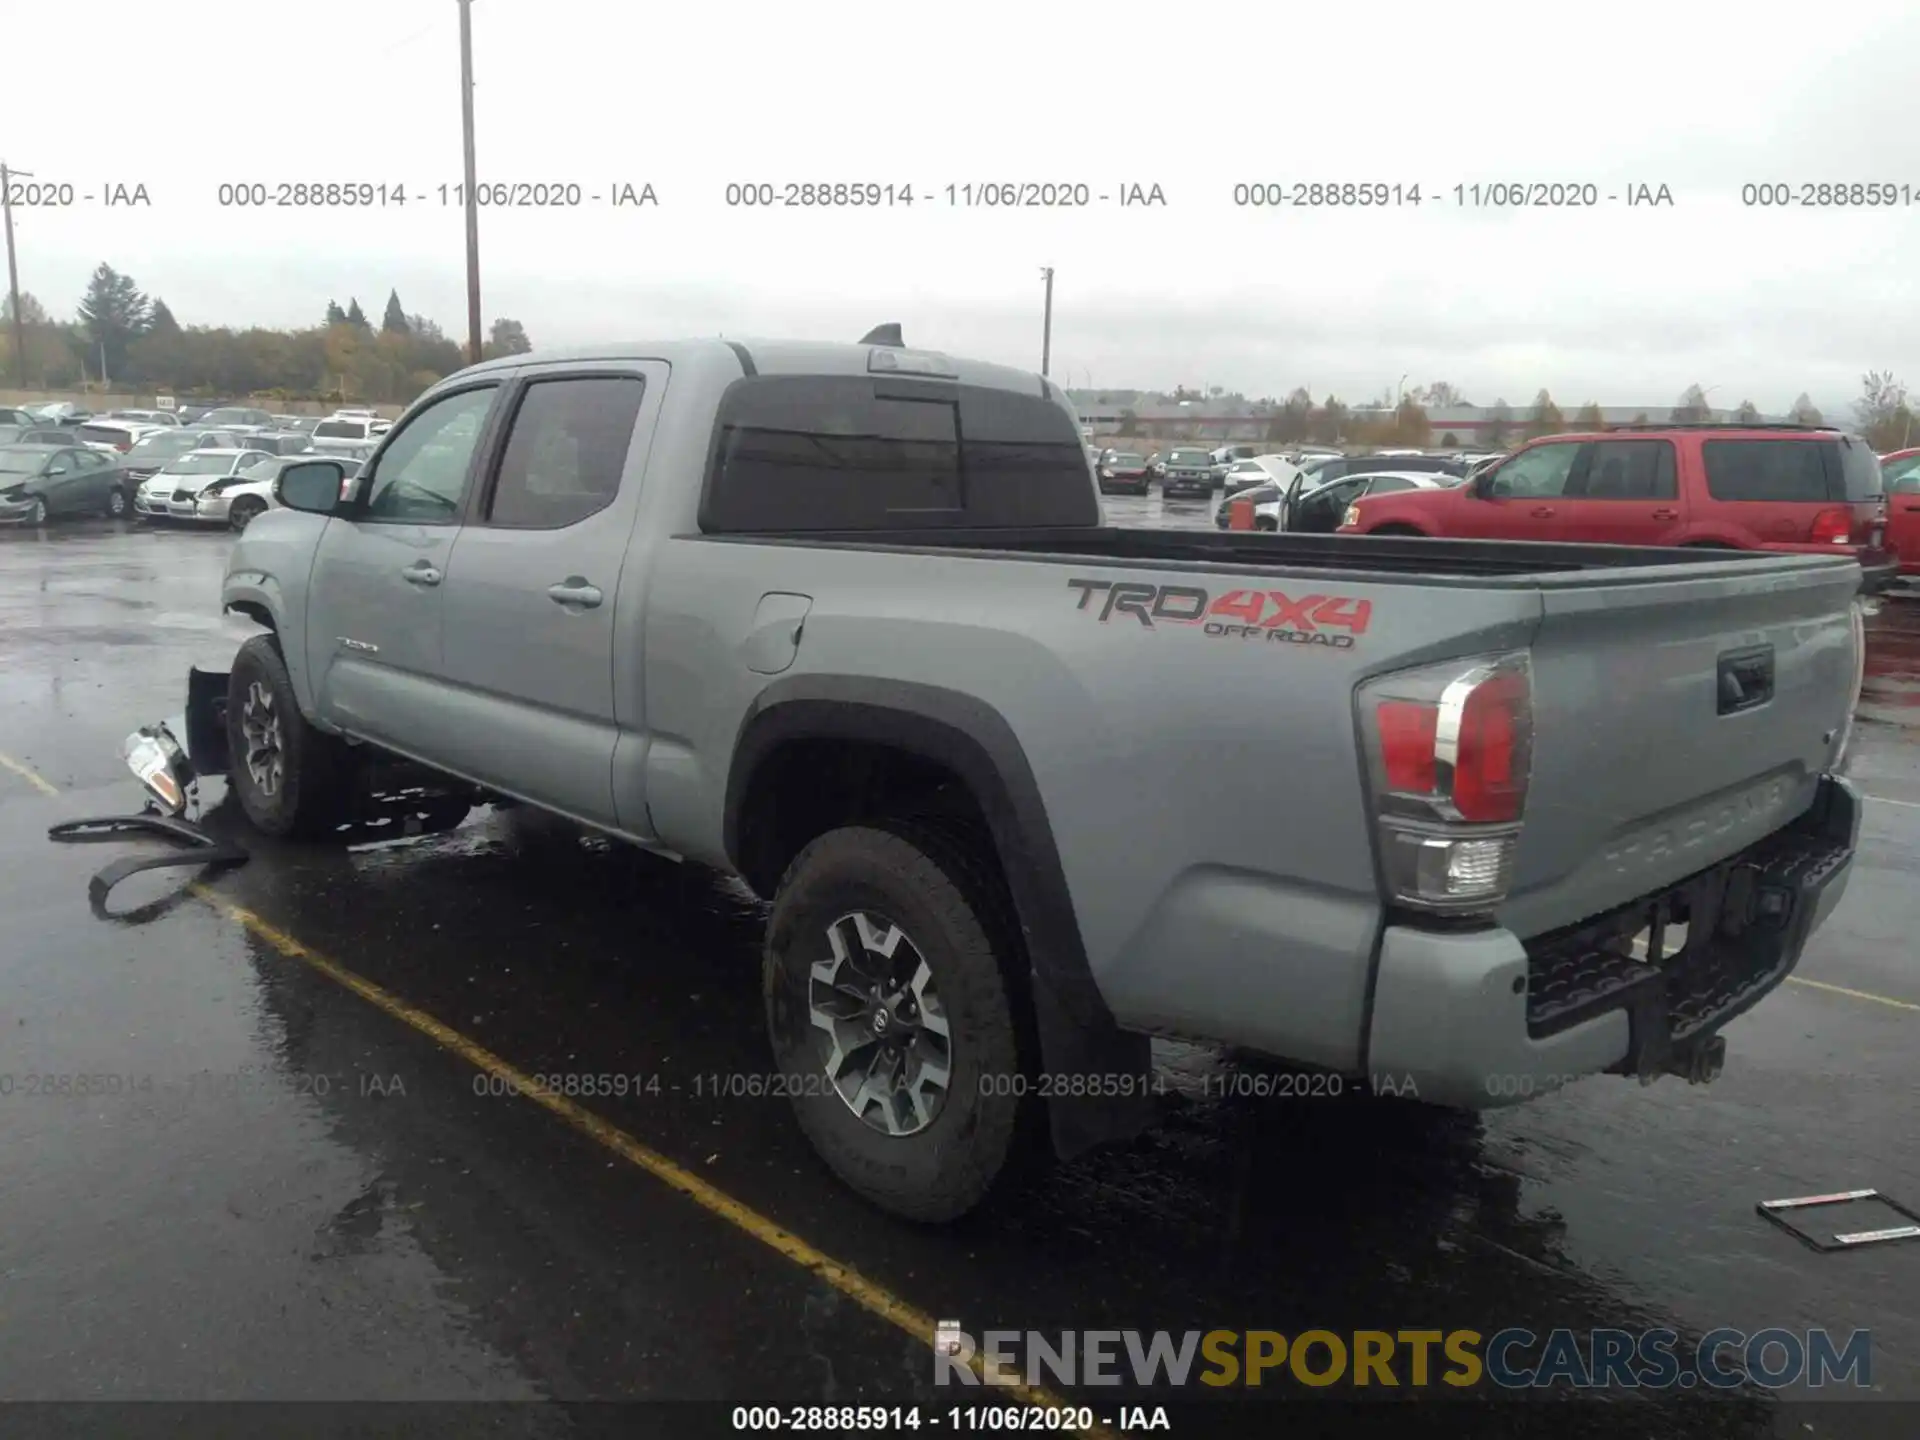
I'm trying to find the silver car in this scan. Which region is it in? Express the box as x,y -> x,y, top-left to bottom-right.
136,448 -> 275,521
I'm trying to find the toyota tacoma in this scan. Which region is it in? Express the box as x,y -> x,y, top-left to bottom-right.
171,330 -> 1866,1221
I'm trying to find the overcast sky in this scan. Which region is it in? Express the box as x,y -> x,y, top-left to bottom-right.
5,0 -> 1918,416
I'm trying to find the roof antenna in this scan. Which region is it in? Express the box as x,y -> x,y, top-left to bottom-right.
859,323 -> 904,347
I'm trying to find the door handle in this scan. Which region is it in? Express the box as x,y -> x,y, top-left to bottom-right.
1530,506 -> 1557,517
402,564 -> 442,586
1651,508 -> 1679,519
1902,503 -> 1920,511
547,578 -> 604,609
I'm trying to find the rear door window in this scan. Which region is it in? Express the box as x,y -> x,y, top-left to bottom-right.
1701,440 -> 1834,502
1575,440 -> 1677,499
483,376 -> 646,529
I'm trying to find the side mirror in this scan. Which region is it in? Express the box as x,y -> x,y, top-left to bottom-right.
276,460 -> 347,515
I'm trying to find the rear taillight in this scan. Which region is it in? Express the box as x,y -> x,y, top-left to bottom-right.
1358,651 -> 1533,915
116,440 -> 132,453
1810,507 -> 1853,545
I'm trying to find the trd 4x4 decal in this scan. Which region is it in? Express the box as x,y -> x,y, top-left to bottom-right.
1066,578 -> 1372,649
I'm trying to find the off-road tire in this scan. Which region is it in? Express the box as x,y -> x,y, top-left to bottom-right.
226,635 -> 350,838
764,822 -> 1029,1222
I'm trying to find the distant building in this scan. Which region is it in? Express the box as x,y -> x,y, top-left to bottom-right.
1074,396 -> 1790,447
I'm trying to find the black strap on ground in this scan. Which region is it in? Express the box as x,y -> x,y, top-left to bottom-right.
47,812 -> 249,912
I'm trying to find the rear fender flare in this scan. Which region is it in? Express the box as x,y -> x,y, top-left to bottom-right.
725,676 -> 1154,1158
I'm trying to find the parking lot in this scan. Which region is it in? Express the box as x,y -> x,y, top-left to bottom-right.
2,515 -> 1917,1435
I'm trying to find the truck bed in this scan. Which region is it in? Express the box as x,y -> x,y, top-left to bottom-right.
692,525 -> 1858,586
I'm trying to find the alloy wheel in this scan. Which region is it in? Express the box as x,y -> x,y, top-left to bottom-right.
808,911 -> 953,1136
240,680 -> 285,796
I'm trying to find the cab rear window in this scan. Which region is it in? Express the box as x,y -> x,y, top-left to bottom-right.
701,375 -> 1097,531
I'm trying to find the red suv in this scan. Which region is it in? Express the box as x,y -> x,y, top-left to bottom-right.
1337,424 -> 1894,584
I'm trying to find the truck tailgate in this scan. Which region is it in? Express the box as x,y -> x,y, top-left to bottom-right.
1500,559 -> 1860,939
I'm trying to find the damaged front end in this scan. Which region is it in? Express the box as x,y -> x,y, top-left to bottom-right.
48,667 -> 247,908
121,667 -> 232,816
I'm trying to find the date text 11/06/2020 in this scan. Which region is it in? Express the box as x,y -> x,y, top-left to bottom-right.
214,182 -> 658,208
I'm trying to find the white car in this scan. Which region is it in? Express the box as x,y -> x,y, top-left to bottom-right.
105,408 -> 182,428
1220,454 -> 1303,495
1283,469 -> 1453,533
135,447 -> 275,522
73,419 -> 170,454
311,415 -> 383,454
194,453 -> 364,531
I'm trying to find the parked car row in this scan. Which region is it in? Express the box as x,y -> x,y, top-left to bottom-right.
0,402 -> 386,528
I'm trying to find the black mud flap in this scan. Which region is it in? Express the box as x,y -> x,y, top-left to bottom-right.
48,812 -> 249,914
184,667 -> 231,777
1031,972 -> 1157,1161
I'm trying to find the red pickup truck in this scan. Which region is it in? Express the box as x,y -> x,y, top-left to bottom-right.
1338,424 -> 1895,587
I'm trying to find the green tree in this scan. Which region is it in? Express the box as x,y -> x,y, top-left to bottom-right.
381,290 -> 410,335
1439,431 -> 1458,447
1572,401 -> 1605,430
1856,370 -> 1906,427
1265,385 -> 1313,444
1671,384 -> 1712,423
1483,398 -> 1514,448
483,317 -> 532,358
325,300 -> 348,326
1525,389 -> 1564,438
1392,397 -> 1432,447
148,298 -> 180,335
76,263 -> 152,380
1117,410 -> 1138,438
1310,395 -> 1348,445
345,298 -> 371,330
1732,399 -> 1762,424
1788,393 -> 1823,425
2,291 -> 51,324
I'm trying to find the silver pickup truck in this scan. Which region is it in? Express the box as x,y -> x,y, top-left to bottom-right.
175,333 -> 1865,1221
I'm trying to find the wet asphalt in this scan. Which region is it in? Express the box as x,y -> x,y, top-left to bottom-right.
0,500 -> 1917,1437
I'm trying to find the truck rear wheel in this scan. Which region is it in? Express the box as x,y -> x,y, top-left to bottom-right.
763,823 -> 1027,1222
225,635 -> 349,839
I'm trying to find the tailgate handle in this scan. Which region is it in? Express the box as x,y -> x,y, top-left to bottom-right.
1530,506 -> 1556,517
1717,645 -> 1775,715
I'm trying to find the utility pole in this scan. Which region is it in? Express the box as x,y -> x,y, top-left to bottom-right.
1039,266 -> 1054,378
457,0 -> 483,365
1,162 -> 25,388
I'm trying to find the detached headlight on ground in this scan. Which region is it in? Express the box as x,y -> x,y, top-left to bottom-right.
122,724 -> 195,815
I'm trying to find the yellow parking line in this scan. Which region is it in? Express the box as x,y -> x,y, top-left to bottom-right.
0,748 -> 59,796
185,883 -> 1106,1434
1787,976 -> 1920,1013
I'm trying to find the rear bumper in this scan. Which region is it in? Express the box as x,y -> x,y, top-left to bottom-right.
1366,774 -> 1860,1108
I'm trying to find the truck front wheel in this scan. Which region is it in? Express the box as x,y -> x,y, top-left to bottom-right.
225,636 -> 349,838
763,823 -> 1027,1222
